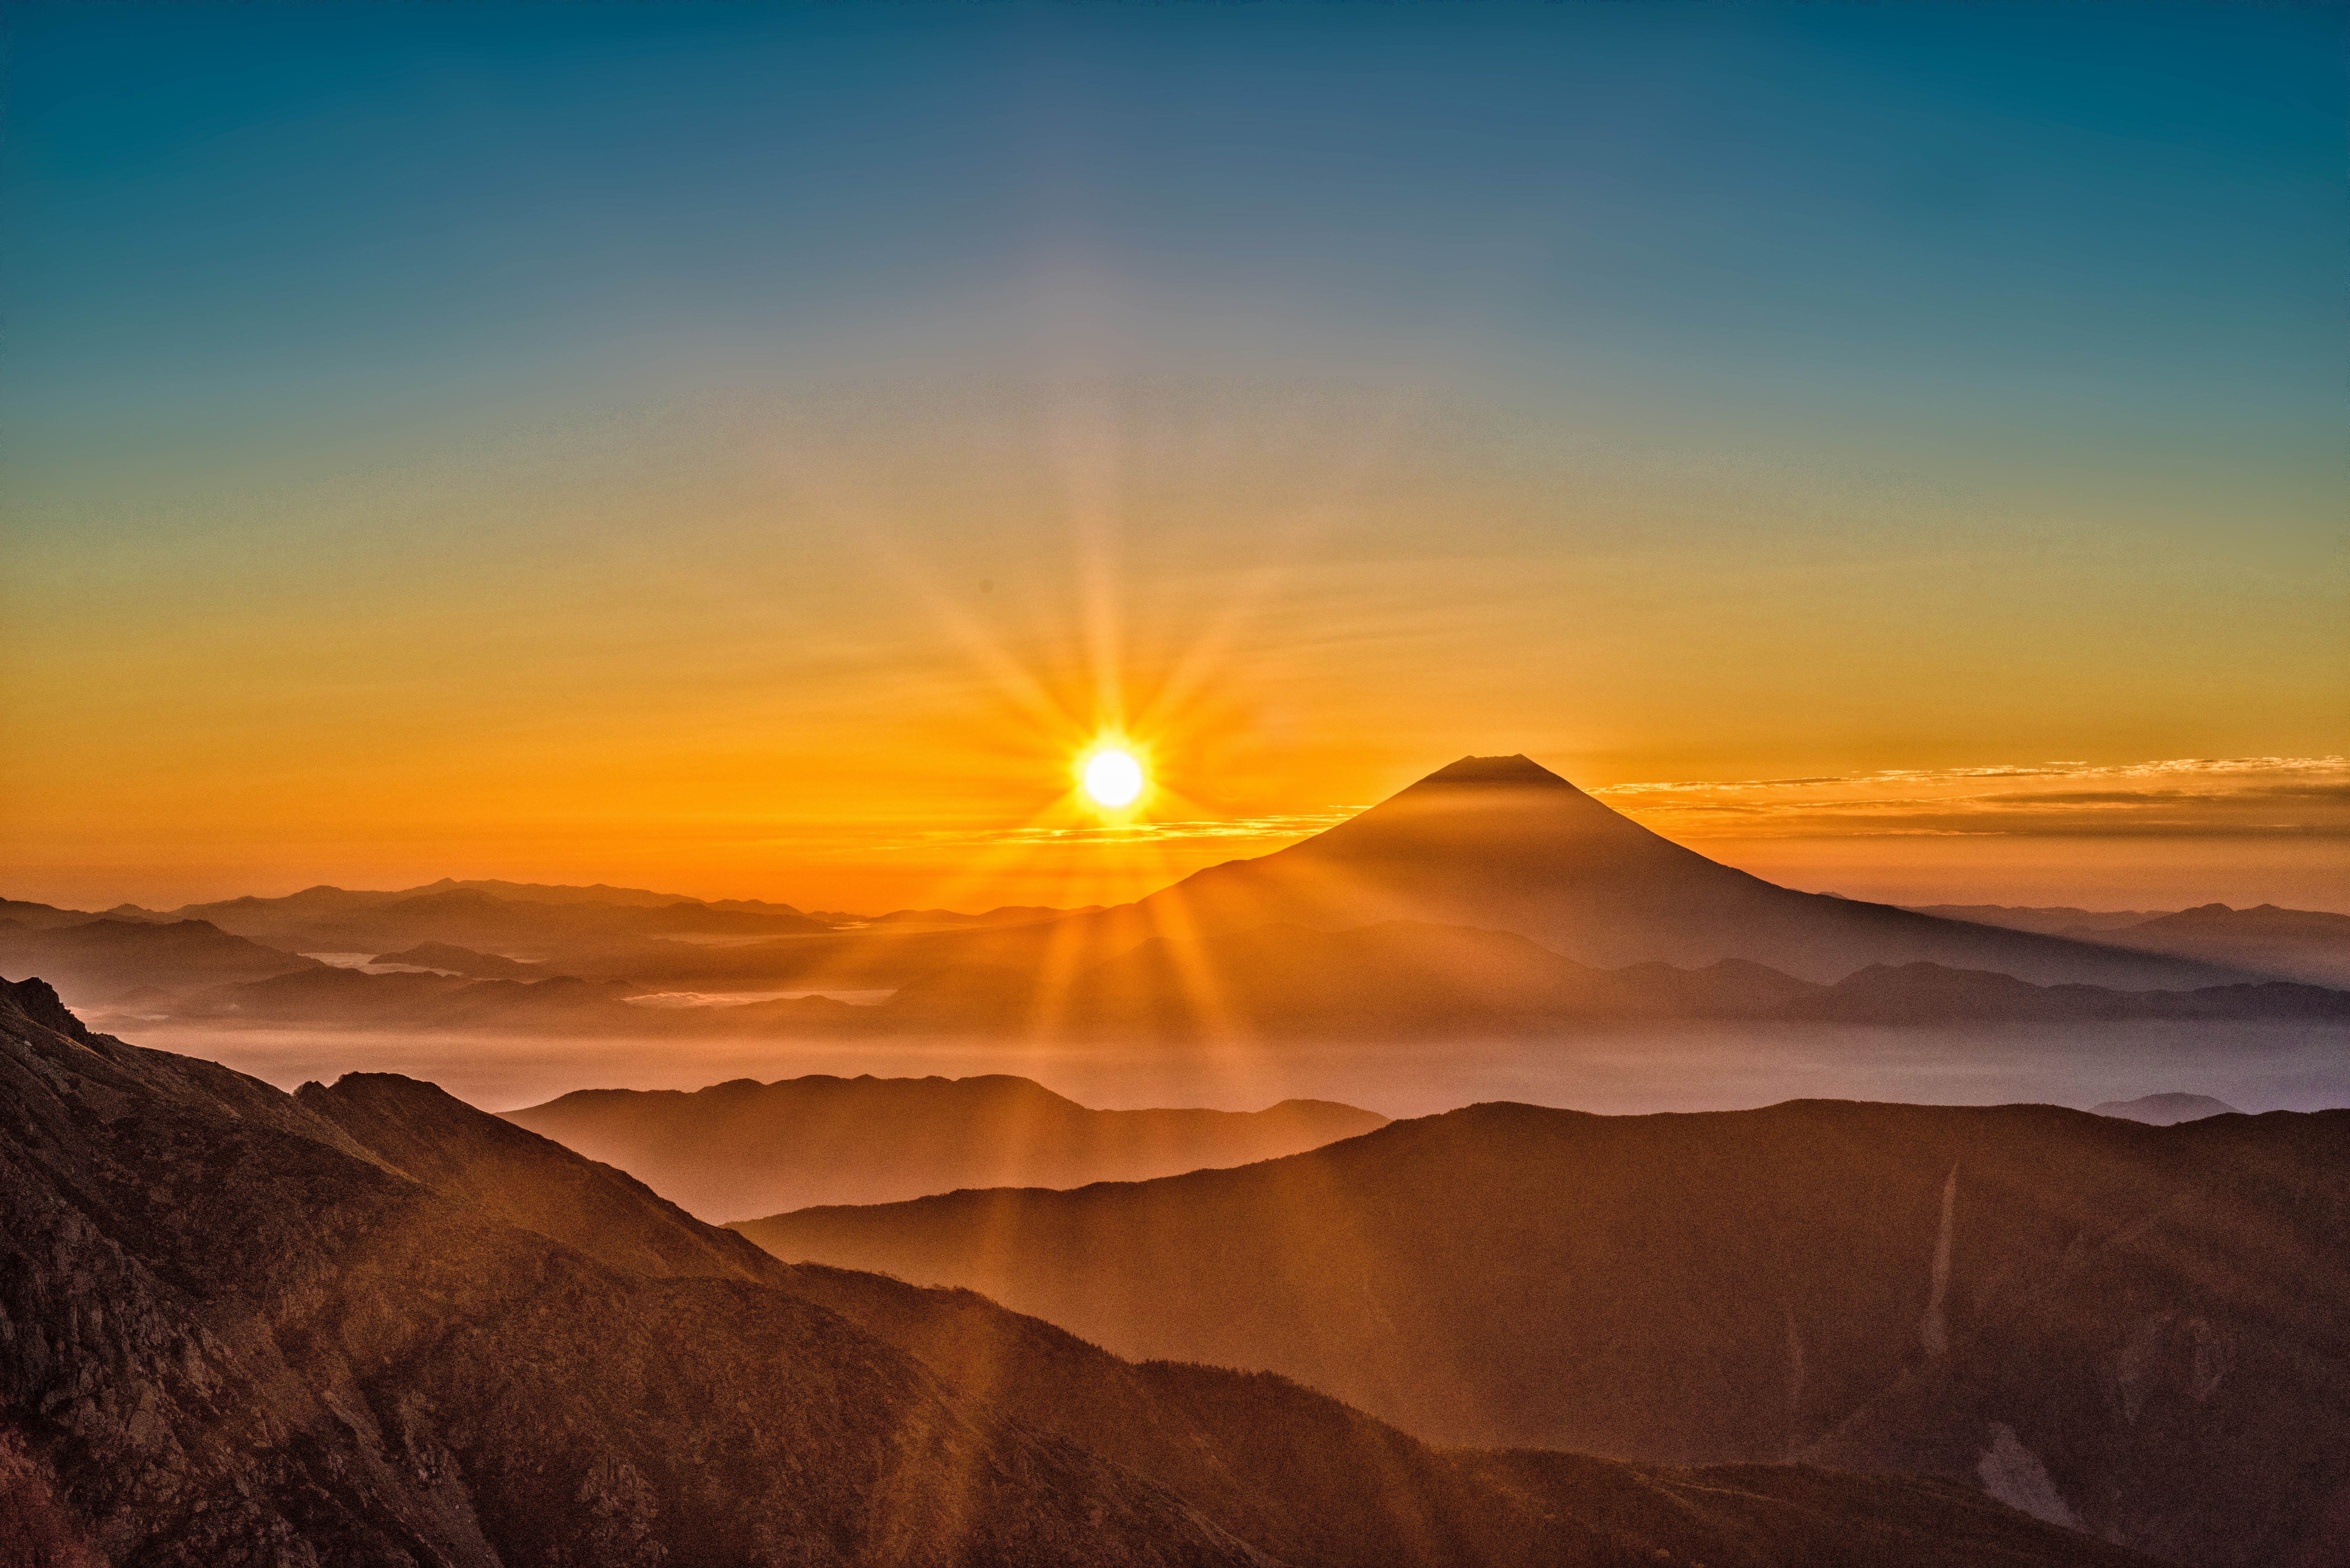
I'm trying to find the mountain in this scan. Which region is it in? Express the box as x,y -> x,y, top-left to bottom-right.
880,912 -> 2345,1038
0,976 -> 1271,1566
1769,962 -> 2350,1025
1909,903 -> 2350,988
1111,756 -> 2241,987
152,883 -> 836,956
897,920 -> 2345,1037
167,965 -> 647,1029
501,1074 -> 1390,1219
113,922 -> 2349,1039
370,940 -> 553,978
737,1098 -> 2350,1568
0,978 -> 2153,1567
2091,904 -> 2350,989
2091,1092 -> 2240,1125
0,898 -> 112,931
0,917 -> 320,1007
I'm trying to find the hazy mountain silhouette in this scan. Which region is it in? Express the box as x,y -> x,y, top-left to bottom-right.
1914,903 -> 2350,987
1111,756 -> 2244,987
2091,1092 -> 2239,1125
370,940 -> 553,978
170,965 -> 644,1029
2096,904 -> 2350,988
892,920 -> 2345,1038
156,883 -> 835,955
739,1098 -> 2350,1567
502,1074 -> 1388,1219
119,923 -> 2347,1039
0,917 -> 319,1006
1769,962 -> 2350,1025
0,977 -> 2155,1567
0,898 -> 118,931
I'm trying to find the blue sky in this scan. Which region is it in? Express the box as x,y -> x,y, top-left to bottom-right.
10,1 -> 2338,453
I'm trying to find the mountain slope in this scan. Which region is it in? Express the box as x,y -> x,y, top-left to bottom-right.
738,1098 -> 2350,1568
502,1074 -> 1388,1219
1118,756 -> 2240,987
0,976 -> 1272,1567
288,1060 -> 2156,1568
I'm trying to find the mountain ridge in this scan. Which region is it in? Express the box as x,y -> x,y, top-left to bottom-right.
735,1094 -> 2350,1567
0,976 -> 2157,1567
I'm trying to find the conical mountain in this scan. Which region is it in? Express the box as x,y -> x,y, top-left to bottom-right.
1132,755 -> 2233,986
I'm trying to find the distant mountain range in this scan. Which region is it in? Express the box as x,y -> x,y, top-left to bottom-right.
9,755 -> 2347,1036
502,1074 -> 1389,1219
2090,1092 -> 2239,1125
0,916 -> 321,1002
0,977 -> 2154,1568
737,1097 -> 2350,1568
1914,902 -> 2350,989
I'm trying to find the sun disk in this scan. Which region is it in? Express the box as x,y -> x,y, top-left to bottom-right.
1082,748 -> 1146,809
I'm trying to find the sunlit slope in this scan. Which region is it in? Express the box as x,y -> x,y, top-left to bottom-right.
1123,756 -> 2242,986
501,1074 -> 1387,1220
280,1050 -> 2158,1568
738,1099 -> 2350,1568
0,980 -> 1266,1567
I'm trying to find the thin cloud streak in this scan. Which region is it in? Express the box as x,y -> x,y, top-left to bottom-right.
1592,757 -> 2350,840
906,811 -> 1366,849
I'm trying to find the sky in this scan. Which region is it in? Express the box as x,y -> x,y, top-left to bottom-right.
3,0 -> 2344,914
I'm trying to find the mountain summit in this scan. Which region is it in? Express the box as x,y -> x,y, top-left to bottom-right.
1134,755 -> 2233,986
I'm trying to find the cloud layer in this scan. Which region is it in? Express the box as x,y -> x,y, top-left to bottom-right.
1590,757 -> 2350,840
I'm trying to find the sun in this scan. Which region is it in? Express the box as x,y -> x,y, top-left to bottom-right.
1080,746 -> 1146,809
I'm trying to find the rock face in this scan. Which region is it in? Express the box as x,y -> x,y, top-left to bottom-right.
740,1098 -> 2350,1568
0,975 -> 2164,1568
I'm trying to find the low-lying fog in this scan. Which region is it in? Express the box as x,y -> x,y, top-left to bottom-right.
128,1019 -> 2350,1120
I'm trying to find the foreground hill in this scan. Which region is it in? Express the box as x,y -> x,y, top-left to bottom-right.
503,1074 -> 1388,1219
739,1098 -> 2350,1568
0,977 -> 1267,1566
0,975 -> 2156,1568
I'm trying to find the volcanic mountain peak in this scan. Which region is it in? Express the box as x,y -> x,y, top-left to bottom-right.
1128,753 -> 2255,987
1414,753 -> 1579,788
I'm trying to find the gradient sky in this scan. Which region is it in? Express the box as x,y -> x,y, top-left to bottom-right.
4,0 -> 2344,912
